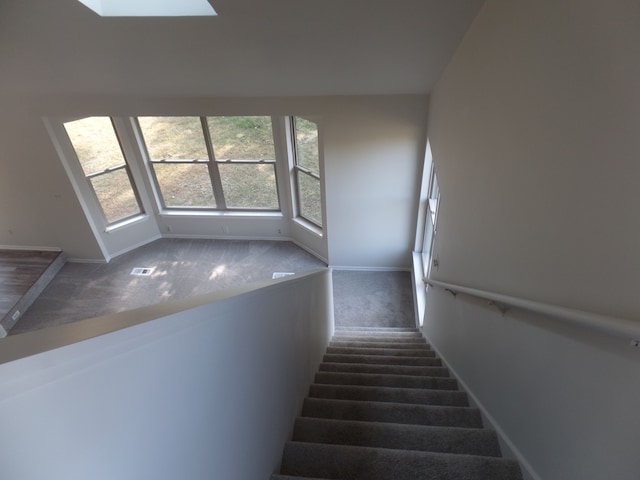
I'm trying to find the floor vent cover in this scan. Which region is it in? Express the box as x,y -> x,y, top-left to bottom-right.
131,267 -> 154,276
272,272 -> 295,279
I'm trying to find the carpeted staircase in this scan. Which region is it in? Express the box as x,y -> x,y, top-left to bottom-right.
271,326 -> 523,480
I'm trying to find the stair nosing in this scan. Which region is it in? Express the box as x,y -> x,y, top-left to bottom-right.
294,415 -> 496,436
315,370 -> 456,383
283,440 -> 520,465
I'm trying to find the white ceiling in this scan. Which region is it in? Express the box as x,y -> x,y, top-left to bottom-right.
0,0 -> 485,97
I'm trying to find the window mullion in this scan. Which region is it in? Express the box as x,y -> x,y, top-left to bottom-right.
109,118 -> 145,217
85,163 -> 127,179
294,165 -> 320,180
201,117 -> 226,209
290,118 -> 303,218
291,116 -> 323,229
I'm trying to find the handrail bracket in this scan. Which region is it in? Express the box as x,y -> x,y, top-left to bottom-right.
488,300 -> 508,316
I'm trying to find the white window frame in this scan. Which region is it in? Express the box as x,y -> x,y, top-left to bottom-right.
289,116 -> 324,233
413,140 -> 440,326
46,114 -> 328,260
48,117 -> 148,231
135,116 -> 282,213
421,163 -> 440,278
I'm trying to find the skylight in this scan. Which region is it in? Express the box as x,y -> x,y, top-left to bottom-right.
77,0 -> 217,17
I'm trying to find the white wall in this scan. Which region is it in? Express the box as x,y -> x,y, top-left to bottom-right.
428,0 -> 640,319
0,97 -> 100,259
0,0 -> 438,268
0,269 -> 333,480
2,94 -> 426,267
424,0 -> 640,478
323,96 -> 428,269
423,288 -> 640,480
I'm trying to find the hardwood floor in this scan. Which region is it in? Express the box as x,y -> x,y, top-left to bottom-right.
0,250 -> 60,321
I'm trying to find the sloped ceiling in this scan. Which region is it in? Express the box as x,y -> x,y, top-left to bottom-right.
0,0 -> 484,97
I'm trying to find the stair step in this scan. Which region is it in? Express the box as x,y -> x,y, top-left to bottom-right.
333,332 -> 426,343
330,340 -> 430,349
324,353 -> 442,366
271,476 -> 331,480
309,384 -> 469,406
1,251 -> 67,333
326,346 -> 436,357
335,331 -> 423,339
335,326 -> 419,333
302,398 -> 482,428
315,371 -> 457,390
292,417 -> 501,456
280,442 -> 522,480
319,362 -> 449,377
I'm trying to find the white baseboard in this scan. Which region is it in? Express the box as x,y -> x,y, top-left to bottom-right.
329,265 -> 411,272
66,258 -> 108,264
422,331 -> 542,480
161,233 -> 289,242
160,233 -> 330,264
106,234 -> 163,262
0,245 -> 62,252
290,239 -> 328,264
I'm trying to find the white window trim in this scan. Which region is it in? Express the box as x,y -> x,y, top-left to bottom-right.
413,140 -> 439,326
46,114 -> 327,260
134,116 -> 283,213
288,116 -> 325,233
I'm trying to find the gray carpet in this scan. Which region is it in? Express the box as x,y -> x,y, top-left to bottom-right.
332,270 -> 415,329
11,239 -> 416,335
11,239 -> 325,334
8,240 -> 522,478
272,327 -> 523,480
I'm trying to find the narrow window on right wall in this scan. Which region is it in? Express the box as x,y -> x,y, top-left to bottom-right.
291,117 -> 323,229
421,162 -> 440,279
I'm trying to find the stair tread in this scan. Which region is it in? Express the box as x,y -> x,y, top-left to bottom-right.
302,397 -> 482,428
324,353 -> 442,366
330,340 -> 430,349
326,346 -> 436,357
281,441 -> 523,480
335,326 -> 419,332
293,417 -> 501,456
315,371 -> 458,390
332,334 -> 424,342
319,362 -> 448,377
309,383 -> 469,406
271,476 -> 332,480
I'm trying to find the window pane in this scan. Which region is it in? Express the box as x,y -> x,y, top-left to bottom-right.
138,117 -> 209,160
90,169 -> 141,223
294,117 -> 319,172
428,174 -> 439,225
207,116 -> 275,160
218,163 -> 279,209
297,171 -> 322,226
64,117 -> 126,175
422,213 -> 435,275
153,163 -> 216,208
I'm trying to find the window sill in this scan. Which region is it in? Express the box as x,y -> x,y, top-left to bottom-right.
293,217 -> 323,237
158,210 -> 285,219
104,214 -> 149,233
